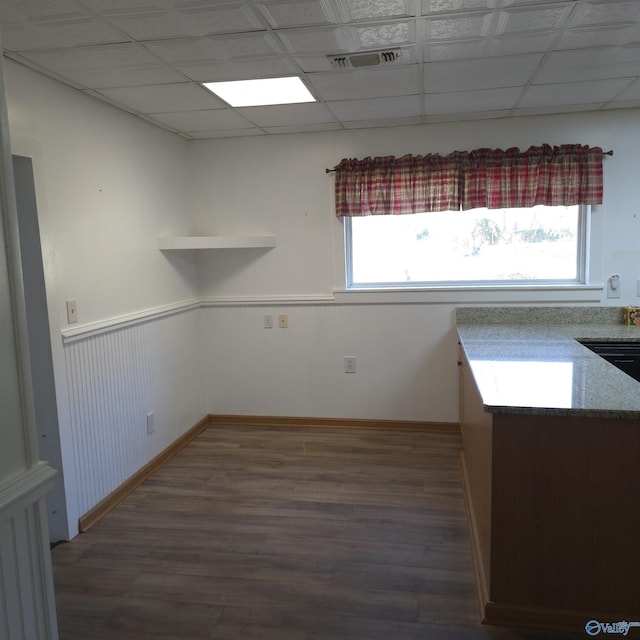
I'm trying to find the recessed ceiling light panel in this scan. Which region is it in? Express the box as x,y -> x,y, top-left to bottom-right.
202,76 -> 316,107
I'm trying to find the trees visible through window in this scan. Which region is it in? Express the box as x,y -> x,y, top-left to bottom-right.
347,204 -> 585,287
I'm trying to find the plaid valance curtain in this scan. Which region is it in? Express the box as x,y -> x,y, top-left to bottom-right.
334,144 -> 604,217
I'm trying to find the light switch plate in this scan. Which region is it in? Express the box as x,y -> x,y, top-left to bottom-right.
66,299 -> 78,323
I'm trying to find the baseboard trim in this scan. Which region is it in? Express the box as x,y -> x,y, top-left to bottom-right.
78,415 -> 210,532
208,414 -> 460,434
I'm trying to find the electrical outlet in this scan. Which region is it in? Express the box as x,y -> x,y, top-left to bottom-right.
344,356 -> 357,373
66,299 -> 78,324
279,314 -> 288,328
264,314 -> 273,329
146,412 -> 155,435
607,274 -> 621,299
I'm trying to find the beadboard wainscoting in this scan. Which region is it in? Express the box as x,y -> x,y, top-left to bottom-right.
0,464 -> 58,640
61,303 -> 205,522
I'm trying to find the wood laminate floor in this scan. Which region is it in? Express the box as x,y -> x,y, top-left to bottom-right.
52,424 -> 579,639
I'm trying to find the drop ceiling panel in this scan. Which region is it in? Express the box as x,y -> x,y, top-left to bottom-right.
256,0 -> 339,28
519,78 -> 633,108
187,127 -> 265,139
344,0 -> 415,21
13,42 -> 187,88
328,94 -> 421,121
2,18 -> 127,51
263,122 -> 342,134
569,1 -> 640,29
421,0 -> 496,13
177,4 -> 267,35
2,0 -> 640,139
149,109 -> 254,132
277,27 -> 355,54
560,25 -> 640,50
425,53 -> 541,92
97,83 -> 226,114
425,110 -> 510,124
0,0 -> 89,23
536,47 -> 640,84
495,4 -> 574,36
423,38 -> 487,61
309,65 -> 420,100
514,103 -> 602,118
175,57 -> 299,82
612,78 -> 640,101
424,12 -> 493,40
505,0 -> 573,5
143,38 -> 226,65
77,0 -> 177,15
489,31 -> 560,56
353,20 -> 415,48
424,86 -> 522,114
106,5 -> 265,40
67,65 -> 187,89
342,115 -> 423,129
105,11 -> 194,40
145,32 -> 284,64
292,54 -> 342,73
16,43 -> 164,73
212,33 -> 284,59
238,103 -> 336,127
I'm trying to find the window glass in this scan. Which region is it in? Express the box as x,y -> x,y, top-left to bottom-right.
347,205 -> 585,287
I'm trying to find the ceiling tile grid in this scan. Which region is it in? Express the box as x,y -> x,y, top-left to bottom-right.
1,0 -> 639,138
96,82 -> 227,113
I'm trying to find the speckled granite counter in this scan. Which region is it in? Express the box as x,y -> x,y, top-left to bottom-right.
456,306 -> 640,417
456,307 -> 640,632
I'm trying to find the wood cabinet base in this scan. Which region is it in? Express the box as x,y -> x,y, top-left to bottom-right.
460,352 -> 640,633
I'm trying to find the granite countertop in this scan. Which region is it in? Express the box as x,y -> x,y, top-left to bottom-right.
456,307 -> 640,418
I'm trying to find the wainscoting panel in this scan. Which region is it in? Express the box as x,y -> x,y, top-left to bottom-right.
63,306 -> 204,519
0,464 -> 58,640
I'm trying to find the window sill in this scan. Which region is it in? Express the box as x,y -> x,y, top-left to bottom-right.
334,284 -> 604,305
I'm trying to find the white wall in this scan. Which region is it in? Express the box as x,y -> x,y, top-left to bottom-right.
190,109 -> 640,422
6,55 -> 640,538
5,60 -> 205,539
5,61 -> 199,324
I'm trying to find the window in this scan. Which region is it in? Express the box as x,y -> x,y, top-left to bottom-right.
346,204 -> 587,288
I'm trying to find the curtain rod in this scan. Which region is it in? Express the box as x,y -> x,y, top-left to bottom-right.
325,149 -> 614,173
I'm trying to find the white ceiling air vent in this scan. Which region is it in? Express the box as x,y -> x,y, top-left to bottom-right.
329,48 -> 403,69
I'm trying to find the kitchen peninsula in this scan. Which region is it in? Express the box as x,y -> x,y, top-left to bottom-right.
456,307 -> 640,633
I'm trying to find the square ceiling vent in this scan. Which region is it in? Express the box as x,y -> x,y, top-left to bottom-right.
328,48 -> 404,69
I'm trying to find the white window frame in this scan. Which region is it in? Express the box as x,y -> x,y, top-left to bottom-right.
330,205 -> 606,306
343,205 -> 591,291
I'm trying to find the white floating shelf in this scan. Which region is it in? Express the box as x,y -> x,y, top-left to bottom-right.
158,235 -> 276,250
